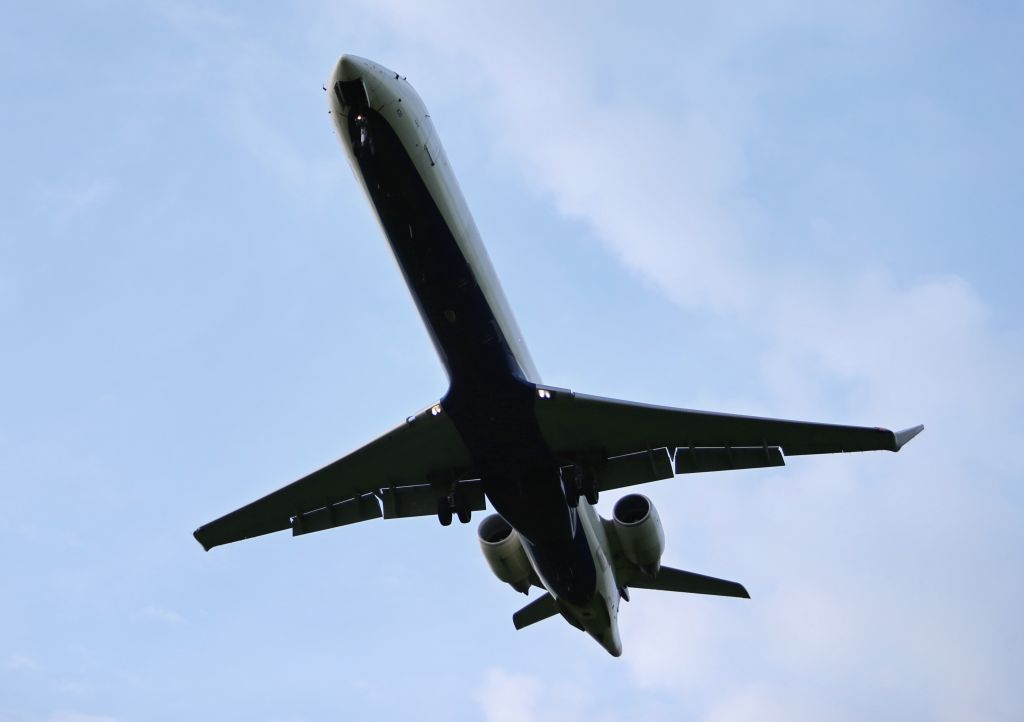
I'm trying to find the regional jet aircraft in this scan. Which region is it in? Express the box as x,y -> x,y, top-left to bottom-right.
194,55 -> 923,656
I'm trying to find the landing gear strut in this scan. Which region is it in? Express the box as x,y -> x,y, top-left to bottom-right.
561,465 -> 599,507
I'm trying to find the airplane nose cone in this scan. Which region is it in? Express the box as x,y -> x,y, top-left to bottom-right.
331,55 -> 373,110
337,54 -> 371,82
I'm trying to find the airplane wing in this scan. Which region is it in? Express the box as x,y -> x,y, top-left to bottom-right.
194,403 -> 474,550
534,389 -> 922,480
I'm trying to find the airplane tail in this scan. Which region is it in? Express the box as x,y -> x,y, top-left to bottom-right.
512,566 -> 747,632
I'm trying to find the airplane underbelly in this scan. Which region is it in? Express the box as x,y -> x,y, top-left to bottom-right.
520,510 -> 598,606
347,109 -> 568,517
346,109 -> 525,388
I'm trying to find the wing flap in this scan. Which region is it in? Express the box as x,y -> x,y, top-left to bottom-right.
291,493 -> 383,537
674,445 -> 785,474
593,448 -> 675,492
380,479 -> 486,519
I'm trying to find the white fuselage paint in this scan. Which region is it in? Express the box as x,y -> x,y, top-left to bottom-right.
328,55 -> 623,656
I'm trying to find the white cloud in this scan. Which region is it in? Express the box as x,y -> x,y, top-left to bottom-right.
148,0 -> 236,34
48,178 -> 115,228
342,1 -> 1023,720
699,685 -> 825,722
476,668 -> 542,722
476,668 -> 588,722
2,655 -> 38,671
46,713 -> 121,722
145,2 -> 339,200
135,604 -> 185,624
56,681 -> 90,696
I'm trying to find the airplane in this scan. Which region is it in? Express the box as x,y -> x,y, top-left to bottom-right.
194,54 -> 923,656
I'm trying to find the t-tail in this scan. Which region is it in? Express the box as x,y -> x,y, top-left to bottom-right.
481,493 -> 748,656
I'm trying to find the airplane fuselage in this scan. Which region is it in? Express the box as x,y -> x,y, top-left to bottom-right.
193,54 -> 918,657
329,56 -> 622,654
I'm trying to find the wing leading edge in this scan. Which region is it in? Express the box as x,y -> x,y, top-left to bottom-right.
193,403 -> 473,551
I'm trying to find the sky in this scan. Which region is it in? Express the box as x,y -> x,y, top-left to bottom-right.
1,1 -> 1022,720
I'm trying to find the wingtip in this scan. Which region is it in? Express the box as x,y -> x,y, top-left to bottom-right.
193,527 -> 213,552
893,424 -> 925,450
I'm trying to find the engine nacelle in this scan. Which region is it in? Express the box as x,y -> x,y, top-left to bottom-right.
477,514 -> 533,593
612,494 -> 666,575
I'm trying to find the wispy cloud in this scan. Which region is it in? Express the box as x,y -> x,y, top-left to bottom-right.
46,712 -> 121,722
147,0 -> 236,34
135,604 -> 185,624
345,1 -> 1023,719
55,681 -> 90,696
476,668 -> 542,722
146,2 -> 340,200
3,654 -> 38,671
47,178 -> 115,228
476,668 -> 588,722
699,685 -> 823,722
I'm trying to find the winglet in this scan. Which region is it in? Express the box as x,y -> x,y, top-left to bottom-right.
193,527 -> 214,552
893,424 -> 925,451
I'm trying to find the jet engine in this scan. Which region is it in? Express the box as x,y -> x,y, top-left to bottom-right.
477,514 -> 533,594
612,494 -> 666,575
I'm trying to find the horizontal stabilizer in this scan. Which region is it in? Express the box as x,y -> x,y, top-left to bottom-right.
629,565 -> 750,599
512,592 -> 559,630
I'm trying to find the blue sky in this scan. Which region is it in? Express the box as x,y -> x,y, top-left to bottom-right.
2,1 -> 1022,721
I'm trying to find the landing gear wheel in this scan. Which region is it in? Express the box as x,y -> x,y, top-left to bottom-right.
584,487 -> 599,505
436,498 -> 453,527
453,489 -> 473,524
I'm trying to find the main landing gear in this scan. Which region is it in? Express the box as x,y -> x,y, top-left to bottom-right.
437,489 -> 473,526
561,465 -> 599,508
